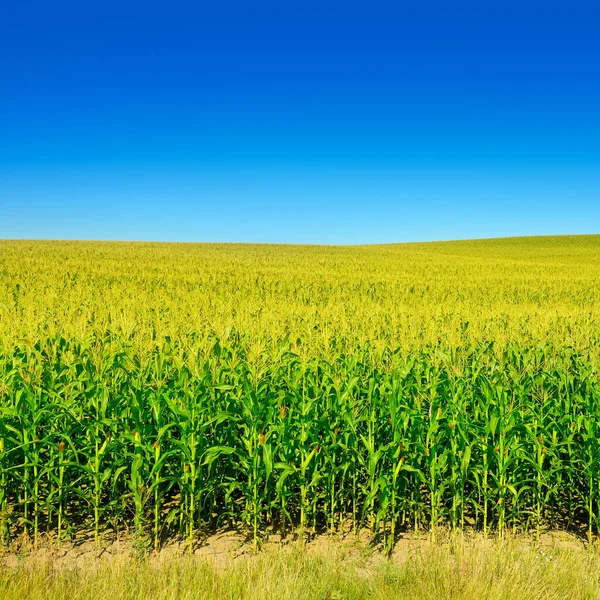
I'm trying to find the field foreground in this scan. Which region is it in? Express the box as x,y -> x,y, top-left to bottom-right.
1,531 -> 599,600
2,236 -> 600,548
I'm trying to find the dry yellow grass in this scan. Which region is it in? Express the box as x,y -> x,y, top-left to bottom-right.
1,532 -> 599,600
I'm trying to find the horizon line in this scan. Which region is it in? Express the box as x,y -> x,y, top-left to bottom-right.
1,232 -> 599,248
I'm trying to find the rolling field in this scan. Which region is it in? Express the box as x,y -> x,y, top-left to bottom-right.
1,235 -> 600,551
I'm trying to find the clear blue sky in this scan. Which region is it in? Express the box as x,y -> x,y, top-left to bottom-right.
1,1 -> 599,244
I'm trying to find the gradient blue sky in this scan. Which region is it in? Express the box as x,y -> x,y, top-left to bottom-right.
1,1 -> 599,244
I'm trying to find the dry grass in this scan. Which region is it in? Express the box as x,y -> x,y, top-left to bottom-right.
1,532 -> 600,600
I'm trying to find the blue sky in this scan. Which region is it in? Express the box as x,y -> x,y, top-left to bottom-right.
1,1 -> 599,244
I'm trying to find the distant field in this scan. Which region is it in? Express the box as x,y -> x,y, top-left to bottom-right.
1,236 -> 600,549
2,235 -> 600,351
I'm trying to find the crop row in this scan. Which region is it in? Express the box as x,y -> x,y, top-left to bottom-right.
1,336 -> 599,551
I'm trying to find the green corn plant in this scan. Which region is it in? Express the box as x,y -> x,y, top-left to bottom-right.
0,436 -> 7,544
2,329 -> 600,547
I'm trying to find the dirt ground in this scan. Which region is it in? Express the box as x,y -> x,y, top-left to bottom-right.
0,527 -> 588,573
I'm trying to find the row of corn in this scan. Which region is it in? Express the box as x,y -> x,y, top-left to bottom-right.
1,335 -> 599,551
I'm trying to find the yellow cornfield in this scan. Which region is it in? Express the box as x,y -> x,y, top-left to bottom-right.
1,235 -> 600,550
2,235 -> 600,354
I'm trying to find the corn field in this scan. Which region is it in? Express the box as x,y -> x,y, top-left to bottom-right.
1,237 -> 600,549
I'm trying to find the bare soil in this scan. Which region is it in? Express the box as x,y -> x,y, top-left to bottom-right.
0,528 -> 588,573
